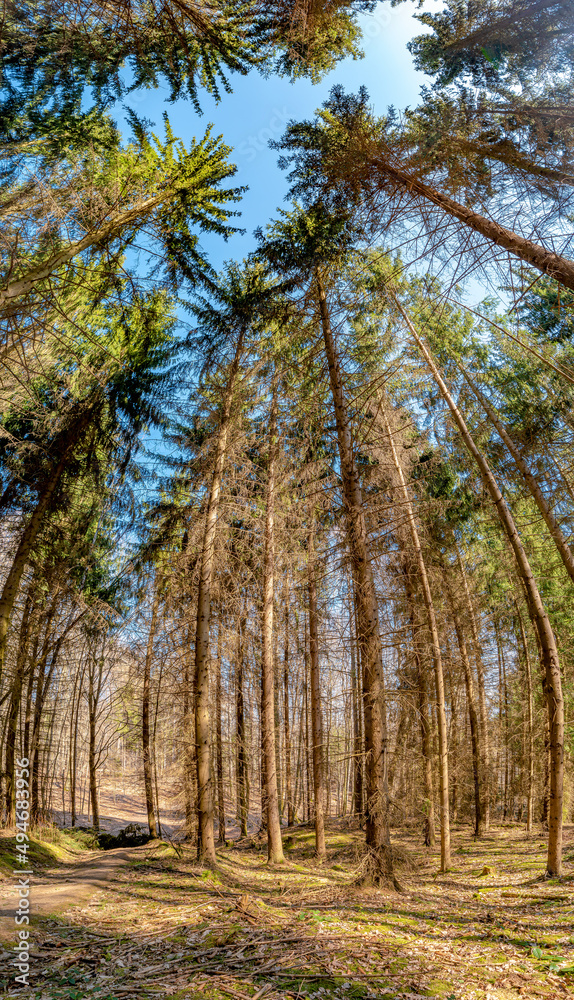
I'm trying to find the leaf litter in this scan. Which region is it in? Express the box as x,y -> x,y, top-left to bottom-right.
11,822 -> 574,1000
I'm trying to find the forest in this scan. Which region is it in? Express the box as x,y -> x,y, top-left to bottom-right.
0,1 -> 573,998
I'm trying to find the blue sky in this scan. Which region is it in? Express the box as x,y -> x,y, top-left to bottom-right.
123,2 -> 433,270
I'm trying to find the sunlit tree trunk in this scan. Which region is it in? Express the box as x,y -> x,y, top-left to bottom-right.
516,606 -> 534,833
394,294 -> 564,876
194,329 -> 244,865
349,611 -> 363,820
372,157 -> 574,290
4,586 -> 34,826
143,582 -> 160,839
446,584 -> 483,836
261,385 -> 284,863
182,629 -> 195,840
0,451 -> 68,687
316,269 -> 395,884
87,649 -> 103,833
402,566 -> 435,847
462,366 -> 574,584
283,596 -> 294,827
381,404 -> 450,870
308,522 -> 326,859
453,541 -> 490,831
215,621 -> 226,845
236,611 -> 248,836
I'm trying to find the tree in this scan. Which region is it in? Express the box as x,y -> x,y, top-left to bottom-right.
258,205 -> 397,885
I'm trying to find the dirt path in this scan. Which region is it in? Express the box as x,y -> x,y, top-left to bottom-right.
0,844 -> 144,940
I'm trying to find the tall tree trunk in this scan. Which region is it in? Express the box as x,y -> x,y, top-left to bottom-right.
394,295 -> 564,876
261,386 -> 284,864
0,451 -> 68,686
143,582 -> 160,839
194,329 -> 244,865
516,607 -> 535,833
381,405 -> 451,870
369,155 -> 574,290
29,619 -> 60,823
445,582 -> 484,836
461,366 -> 574,584
152,661 -> 164,838
236,612 -> 248,837
69,662 -> 85,828
182,629 -> 195,840
4,587 -> 34,826
283,597 -> 294,827
316,270 -> 395,885
349,607 -> 363,820
87,652 -> 102,833
453,541 -> 490,830
215,621 -> 226,845
403,566 -> 435,847
308,523 -> 326,858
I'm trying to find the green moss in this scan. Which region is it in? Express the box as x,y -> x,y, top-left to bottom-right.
425,980 -> 454,996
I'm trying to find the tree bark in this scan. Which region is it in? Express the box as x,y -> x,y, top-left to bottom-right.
308,522 -> 326,859
194,329 -> 244,865
0,451 -> 68,686
316,270 -> 395,885
402,566 -> 435,847
215,621 -> 226,845
349,605 -> 364,820
143,582 -> 160,839
260,385 -> 284,863
394,294 -> 564,876
453,541 -> 490,830
445,581 -> 484,836
461,365 -> 574,584
87,650 -> 103,833
516,605 -> 535,833
381,404 -> 450,870
4,585 -> 34,826
236,612 -> 248,837
371,156 -> 574,290
283,598 -> 294,827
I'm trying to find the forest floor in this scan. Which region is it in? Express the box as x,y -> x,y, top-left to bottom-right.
1,821 -> 573,1000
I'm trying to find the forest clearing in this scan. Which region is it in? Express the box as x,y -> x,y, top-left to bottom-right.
2,0 -> 574,996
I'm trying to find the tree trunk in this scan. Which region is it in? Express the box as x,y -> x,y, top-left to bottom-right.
87,652 -> 103,833
516,606 -> 535,833
215,621 -> 226,845
461,366 -> 574,584
349,606 -> 364,820
381,405 -> 451,870
371,156 -> 574,290
236,612 -> 248,837
446,583 -> 484,836
283,598 -> 294,827
182,630 -> 195,840
316,270 -> 395,885
261,385 -> 284,864
308,523 -> 326,859
194,329 -> 244,865
0,451 -> 68,686
394,294 -> 564,876
403,566 -> 435,847
454,540 -> 490,830
3,584 -> 35,826
143,582 -> 160,839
